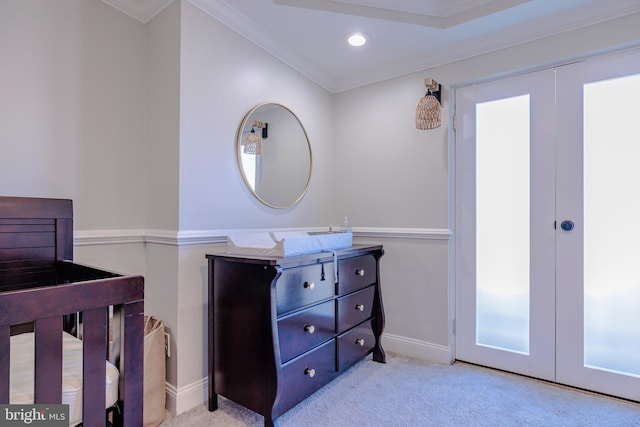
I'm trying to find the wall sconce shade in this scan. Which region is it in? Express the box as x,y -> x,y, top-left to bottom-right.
416,78 -> 442,130
252,120 -> 268,139
244,128 -> 261,155
244,120 -> 269,154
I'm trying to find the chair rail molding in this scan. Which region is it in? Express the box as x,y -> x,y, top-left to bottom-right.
74,227 -> 452,247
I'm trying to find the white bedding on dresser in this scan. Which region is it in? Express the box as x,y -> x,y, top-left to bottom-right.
9,331 -> 119,426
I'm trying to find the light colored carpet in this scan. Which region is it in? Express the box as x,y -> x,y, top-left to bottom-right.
160,354 -> 640,426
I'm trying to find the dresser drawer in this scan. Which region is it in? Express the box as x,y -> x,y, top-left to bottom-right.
337,320 -> 375,371
278,300 -> 335,362
336,285 -> 375,333
338,254 -> 377,295
276,262 -> 335,314
278,340 -> 337,414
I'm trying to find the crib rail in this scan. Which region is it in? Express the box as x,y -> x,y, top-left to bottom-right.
0,267 -> 144,427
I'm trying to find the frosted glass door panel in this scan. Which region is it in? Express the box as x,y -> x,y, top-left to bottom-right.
476,95 -> 530,354
583,73 -> 640,377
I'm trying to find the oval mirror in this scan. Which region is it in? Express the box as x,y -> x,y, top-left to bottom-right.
236,103 -> 312,208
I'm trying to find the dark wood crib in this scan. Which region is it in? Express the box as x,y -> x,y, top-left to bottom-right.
0,196 -> 144,426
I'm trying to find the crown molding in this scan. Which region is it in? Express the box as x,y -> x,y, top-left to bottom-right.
98,0 -> 640,93
274,0 -> 532,29
187,0 -> 335,91
329,4 -> 640,92
100,0 -> 175,23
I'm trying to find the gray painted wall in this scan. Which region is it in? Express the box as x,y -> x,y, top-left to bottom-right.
1,0 -> 639,415
0,0 -> 146,230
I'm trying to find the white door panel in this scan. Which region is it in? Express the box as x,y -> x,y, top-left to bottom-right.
455,69 -> 556,381
556,49 -> 640,401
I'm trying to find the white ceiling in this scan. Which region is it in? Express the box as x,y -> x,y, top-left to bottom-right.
101,0 -> 640,93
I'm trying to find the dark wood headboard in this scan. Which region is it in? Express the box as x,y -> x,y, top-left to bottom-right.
0,196 -> 73,292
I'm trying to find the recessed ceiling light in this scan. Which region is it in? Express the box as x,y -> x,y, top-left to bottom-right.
347,32 -> 367,47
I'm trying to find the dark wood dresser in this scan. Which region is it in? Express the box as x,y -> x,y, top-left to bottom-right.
206,244 -> 385,427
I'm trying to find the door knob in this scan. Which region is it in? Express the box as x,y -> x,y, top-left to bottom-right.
560,220 -> 574,231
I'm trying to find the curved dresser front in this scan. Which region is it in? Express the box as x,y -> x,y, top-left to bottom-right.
206,244 -> 385,427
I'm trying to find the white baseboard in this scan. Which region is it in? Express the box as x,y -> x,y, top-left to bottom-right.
164,378 -> 207,416
164,382 -> 178,415
381,333 -> 452,365
165,334 -> 452,416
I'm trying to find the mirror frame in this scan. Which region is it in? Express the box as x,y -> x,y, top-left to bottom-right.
236,102 -> 313,209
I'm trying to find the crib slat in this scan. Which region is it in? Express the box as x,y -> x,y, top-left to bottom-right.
34,317 -> 63,403
0,325 -> 8,403
82,307 -> 108,426
120,300 -> 144,427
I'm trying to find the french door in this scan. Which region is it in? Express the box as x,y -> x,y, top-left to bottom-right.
454,48 -> 640,401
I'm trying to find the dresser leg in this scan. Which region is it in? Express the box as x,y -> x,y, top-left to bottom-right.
208,393 -> 219,411
373,344 -> 386,363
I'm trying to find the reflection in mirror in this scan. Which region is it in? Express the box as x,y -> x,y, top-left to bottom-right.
237,103 -> 312,208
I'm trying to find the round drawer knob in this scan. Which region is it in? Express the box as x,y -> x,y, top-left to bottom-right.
304,324 -> 315,334
354,304 -> 365,311
355,269 -> 365,276
355,338 -> 365,346
304,281 -> 315,290
304,368 -> 316,378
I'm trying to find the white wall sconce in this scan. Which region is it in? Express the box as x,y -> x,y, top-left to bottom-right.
416,78 -> 442,130
244,120 -> 268,155
252,120 -> 268,139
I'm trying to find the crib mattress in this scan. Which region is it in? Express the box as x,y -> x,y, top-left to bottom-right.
9,331 -> 119,426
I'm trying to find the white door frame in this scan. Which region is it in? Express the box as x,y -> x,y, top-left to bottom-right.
449,46 -> 640,401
